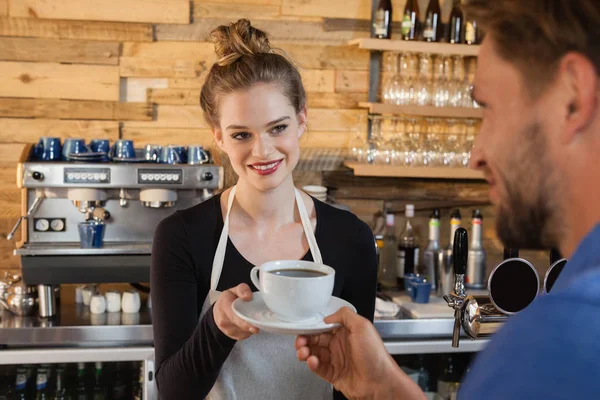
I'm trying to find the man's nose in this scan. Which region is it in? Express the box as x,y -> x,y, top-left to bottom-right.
469,134 -> 486,170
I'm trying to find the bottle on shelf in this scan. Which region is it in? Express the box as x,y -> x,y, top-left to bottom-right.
133,363 -> 144,400
464,15 -> 479,45
91,362 -> 106,400
447,0 -> 464,44
437,209 -> 461,297
111,362 -> 129,400
53,367 -> 68,400
401,0 -> 420,41
0,366 -> 15,400
15,367 -> 28,400
416,355 -> 430,392
379,209 -> 399,289
35,367 -> 50,400
420,208 -> 441,290
466,209 -> 486,289
75,363 -> 88,400
437,355 -> 461,400
373,0 -> 393,39
423,0 -> 443,42
397,204 -> 419,288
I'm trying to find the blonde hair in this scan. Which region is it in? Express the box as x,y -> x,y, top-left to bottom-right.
200,19 -> 307,130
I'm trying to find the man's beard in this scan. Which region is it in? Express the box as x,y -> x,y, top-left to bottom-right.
494,121 -> 563,249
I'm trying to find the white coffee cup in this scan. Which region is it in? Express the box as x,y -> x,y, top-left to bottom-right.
105,291 -> 121,313
81,285 -> 97,306
121,290 -> 141,313
90,294 -> 106,314
250,260 -> 335,321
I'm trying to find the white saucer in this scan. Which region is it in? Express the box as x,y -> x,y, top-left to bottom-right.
232,292 -> 356,336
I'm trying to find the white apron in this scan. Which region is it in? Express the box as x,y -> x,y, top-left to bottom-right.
201,185 -> 333,400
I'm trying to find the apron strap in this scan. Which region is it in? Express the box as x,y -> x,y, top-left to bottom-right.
295,189 -> 323,265
210,186 -> 237,291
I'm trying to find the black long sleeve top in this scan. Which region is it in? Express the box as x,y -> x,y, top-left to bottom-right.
151,194 -> 377,399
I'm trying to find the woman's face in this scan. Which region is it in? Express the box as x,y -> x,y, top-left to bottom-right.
214,82 -> 306,192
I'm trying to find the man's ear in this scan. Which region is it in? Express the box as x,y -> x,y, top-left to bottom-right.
559,52 -> 598,145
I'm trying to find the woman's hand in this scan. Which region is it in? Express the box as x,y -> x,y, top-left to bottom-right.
213,283 -> 259,340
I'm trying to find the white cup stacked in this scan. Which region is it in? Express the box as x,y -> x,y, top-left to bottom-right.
105,291 -> 121,313
302,185 -> 327,203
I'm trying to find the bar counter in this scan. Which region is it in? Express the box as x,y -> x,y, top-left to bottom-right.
0,302 -> 489,354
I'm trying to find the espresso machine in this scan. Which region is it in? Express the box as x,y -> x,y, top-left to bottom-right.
7,144 -> 223,316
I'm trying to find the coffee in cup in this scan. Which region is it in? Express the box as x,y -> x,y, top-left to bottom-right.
250,260 -> 335,321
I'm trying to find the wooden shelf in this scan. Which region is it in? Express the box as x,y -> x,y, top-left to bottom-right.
359,103 -> 483,119
349,38 -> 480,57
344,162 -> 485,180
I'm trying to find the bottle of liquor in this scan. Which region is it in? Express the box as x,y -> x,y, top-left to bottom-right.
53,367 -> 68,400
35,367 -> 50,400
447,0 -> 464,44
437,209 -> 461,297
437,356 -> 461,400
464,16 -> 479,44
91,363 -> 106,400
423,0 -> 443,42
75,363 -> 88,400
466,209 -> 486,289
15,368 -> 28,400
420,209 -> 440,289
373,0 -> 392,39
111,363 -> 128,400
379,212 -> 399,289
0,366 -> 15,400
397,204 -> 419,288
401,0 -> 420,41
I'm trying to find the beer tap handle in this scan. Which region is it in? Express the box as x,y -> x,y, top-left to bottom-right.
444,227 -> 468,348
504,248 -> 519,260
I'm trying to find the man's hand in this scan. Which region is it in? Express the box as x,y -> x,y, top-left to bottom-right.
295,307 -> 426,400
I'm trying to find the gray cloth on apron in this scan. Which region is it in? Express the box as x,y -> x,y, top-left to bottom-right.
201,185 -> 333,400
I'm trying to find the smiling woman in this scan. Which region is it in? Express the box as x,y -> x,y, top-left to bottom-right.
150,19 -> 377,400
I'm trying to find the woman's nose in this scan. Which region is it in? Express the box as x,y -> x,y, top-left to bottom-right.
252,134 -> 274,159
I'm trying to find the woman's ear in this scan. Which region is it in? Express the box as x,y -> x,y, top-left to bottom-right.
213,128 -> 225,151
297,106 -> 308,138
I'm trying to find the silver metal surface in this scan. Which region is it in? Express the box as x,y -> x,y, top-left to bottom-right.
383,339 -> 490,355
0,303 -> 152,346
1,283 -> 38,317
16,242 -> 152,256
21,162 -> 223,190
7,193 -> 44,240
461,295 -> 506,339
37,284 -> 56,318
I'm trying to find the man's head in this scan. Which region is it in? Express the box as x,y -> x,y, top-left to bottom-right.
466,0 -> 600,254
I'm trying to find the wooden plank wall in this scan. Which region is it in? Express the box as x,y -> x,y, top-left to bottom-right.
0,0 -> 544,282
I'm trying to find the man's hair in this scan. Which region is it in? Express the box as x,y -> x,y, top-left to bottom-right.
464,0 -> 600,98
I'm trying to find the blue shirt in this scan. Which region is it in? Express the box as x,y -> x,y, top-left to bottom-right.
460,224 -> 600,399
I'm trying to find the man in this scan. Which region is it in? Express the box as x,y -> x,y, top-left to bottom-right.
296,0 -> 600,398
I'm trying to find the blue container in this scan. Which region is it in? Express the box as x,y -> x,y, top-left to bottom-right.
187,145 -> 209,165
62,138 -> 89,160
111,139 -> 135,160
144,144 -> 162,163
160,145 -> 186,164
89,139 -> 110,153
78,222 -> 105,248
34,137 -> 62,161
411,281 -> 432,304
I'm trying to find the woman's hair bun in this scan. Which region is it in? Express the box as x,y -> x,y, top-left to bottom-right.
210,19 -> 272,67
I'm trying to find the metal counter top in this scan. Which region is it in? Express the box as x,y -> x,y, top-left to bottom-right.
0,303 -> 153,347
0,301 -> 490,353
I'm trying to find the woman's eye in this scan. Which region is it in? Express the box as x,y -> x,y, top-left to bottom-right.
271,124 -> 288,134
232,132 -> 251,140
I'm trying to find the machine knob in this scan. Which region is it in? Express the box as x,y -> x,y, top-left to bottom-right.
202,172 -> 213,181
32,171 -> 44,180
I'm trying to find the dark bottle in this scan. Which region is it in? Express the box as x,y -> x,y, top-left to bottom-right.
401,0 -> 420,41
53,367 -> 68,400
437,356 -> 461,399
133,363 -> 144,400
91,363 -> 106,400
448,0 -> 464,44
465,16 -> 479,44
373,0 -> 392,39
0,366 -> 15,400
36,368 -> 50,400
15,368 -> 28,400
111,363 -> 128,400
75,363 -> 88,400
423,0 -> 443,42
397,204 -> 419,288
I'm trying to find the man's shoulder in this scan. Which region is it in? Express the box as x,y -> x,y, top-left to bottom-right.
459,269 -> 600,399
